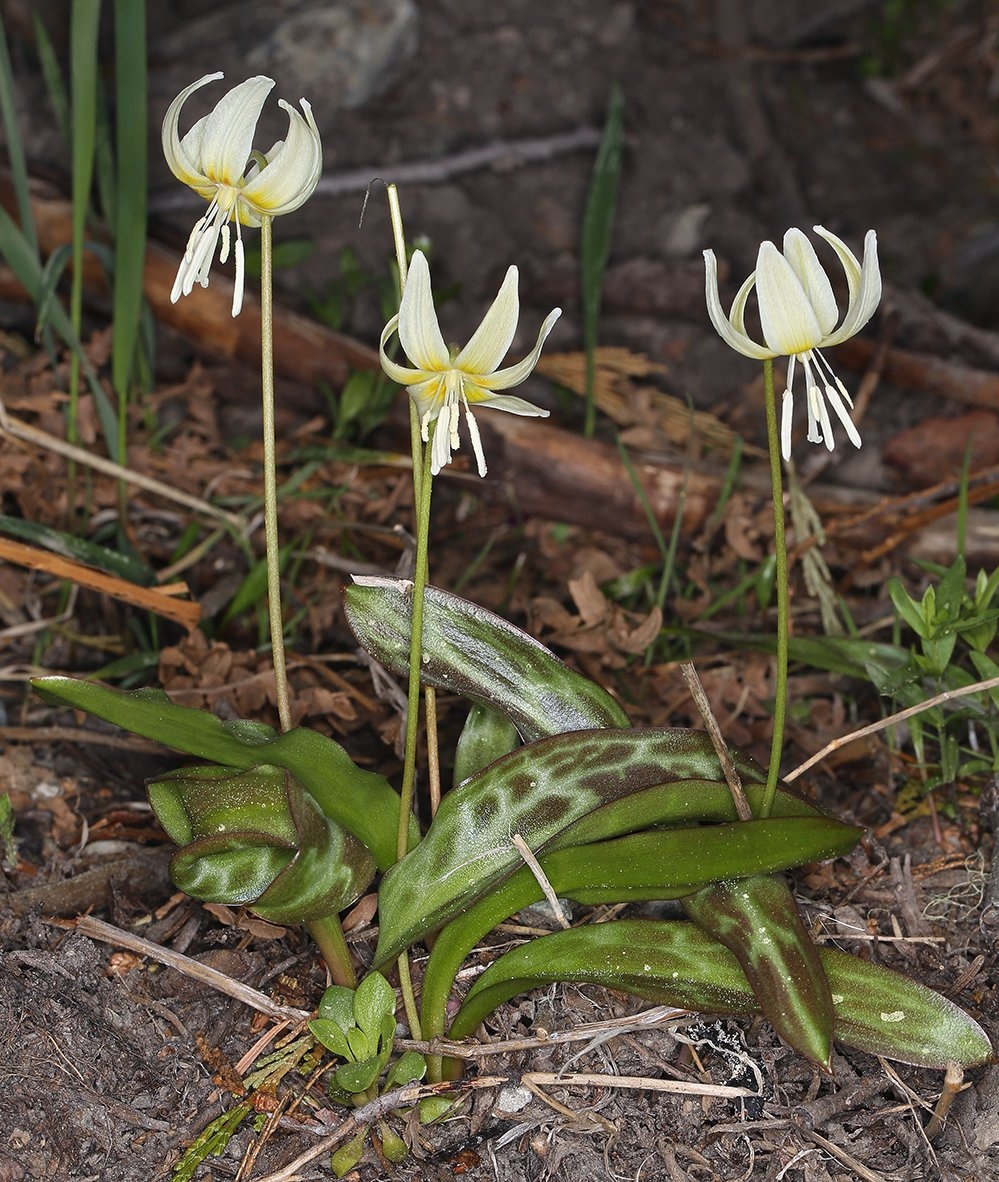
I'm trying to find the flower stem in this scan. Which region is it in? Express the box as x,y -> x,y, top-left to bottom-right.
385,183 -> 430,1042
260,215 -> 292,733
397,437 -> 434,861
761,358 -> 788,817
307,916 -> 356,988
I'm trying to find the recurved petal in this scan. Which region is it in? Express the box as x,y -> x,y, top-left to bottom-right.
703,250 -> 773,360
162,72 -> 224,184
241,99 -> 322,215
781,229 -> 838,337
821,229 -> 881,345
397,252 -> 450,370
756,242 -> 825,355
811,225 -> 862,308
198,76 -> 274,187
378,315 -> 438,386
474,392 -> 551,417
474,306 -> 561,390
454,266 -> 520,374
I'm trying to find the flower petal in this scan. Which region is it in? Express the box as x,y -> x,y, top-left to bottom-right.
397,252 -> 449,370
378,315 -> 437,386
240,99 -> 322,215
703,250 -> 773,360
162,72 -> 224,186
756,241 -> 825,355
454,266 -> 520,373
820,229 -> 881,345
781,229 -> 839,337
198,76 -> 274,187
468,391 -> 550,417
473,306 -> 561,390
403,374 -> 448,426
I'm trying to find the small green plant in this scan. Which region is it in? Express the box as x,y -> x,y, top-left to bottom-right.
309,972 -> 426,1175
876,555 -> 999,786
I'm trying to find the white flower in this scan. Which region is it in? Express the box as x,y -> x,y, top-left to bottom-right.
704,226 -> 881,460
379,250 -> 561,476
162,72 -> 322,317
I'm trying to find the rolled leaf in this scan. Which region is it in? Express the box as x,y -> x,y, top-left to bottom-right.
344,579 -> 630,739
453,703 -> 521,787
420,816 -> 862,1042
447,920 -> 993,1069
374,727 -> 758,964
683,875 -> 834,1070
32,676 -> 409,868
149,764 -> 376,923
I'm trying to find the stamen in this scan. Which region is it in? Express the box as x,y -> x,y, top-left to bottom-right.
463,395 -> 488,477
231,221 -> 245,318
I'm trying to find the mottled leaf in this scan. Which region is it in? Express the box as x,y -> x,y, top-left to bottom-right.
32,675 -> 408,868
344,579 -> 630,739
683,875 -> 834,1070
447,919 -> 993,1068
375,727 -> 761,964
420,815 -> 862,1042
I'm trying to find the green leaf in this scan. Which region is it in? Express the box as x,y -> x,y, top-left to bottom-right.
111,0 -> 147,406
318,985 -> 357,1029
308,1018 -> 353,1059
345,1026 -> 371,1064
331,1131 -> 367,1177
447,920 -> 993,1068
682,876 -> 834,1070
31,677 -> 411,868
377,1120 -> 409,1163
151,766 -> 376,923
420,815 -> 862,1042
888,576 -> 930,639
453,703 -> 521,787
344,579 -> 630,740
353,972 -> 396,1044
0,514 -> 155,584
374,727 -> 754,965
384,1050 -> 427,1090
336,1055 -> 382,1093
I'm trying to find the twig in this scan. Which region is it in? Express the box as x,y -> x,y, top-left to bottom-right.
72,915 -> 311,1021
151,127 -> 602,211
924,1061 -> 964,1140
803,1129 -> 893,1182
786,673 -> 999,782
512,833 -> 571,928
0,401 -> 245,530
522,1070 -> 755,1100
395,1004 -> 691,1059
254,1076 -> 508,1182
679,660 -> 752,820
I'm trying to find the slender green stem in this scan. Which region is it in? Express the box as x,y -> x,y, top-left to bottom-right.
259,216 -> 292,733
397,437 -> 434,861
307,916 -> 356,988
396,952 -> 423,1040
760,358 -> 788,817
384,184 -> 431,1038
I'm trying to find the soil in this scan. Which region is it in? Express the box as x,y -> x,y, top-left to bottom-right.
3,2 -> 999,1180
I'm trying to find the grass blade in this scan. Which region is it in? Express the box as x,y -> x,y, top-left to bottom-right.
0,14 -> 38,258
581,83 -> 624,436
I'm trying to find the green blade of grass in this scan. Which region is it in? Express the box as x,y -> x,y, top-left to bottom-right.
68,0 -> 101,467
0,14 -> 38,259
581,83 -> 624,437
31,13 -> 70,149
111,0 -> 147,474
